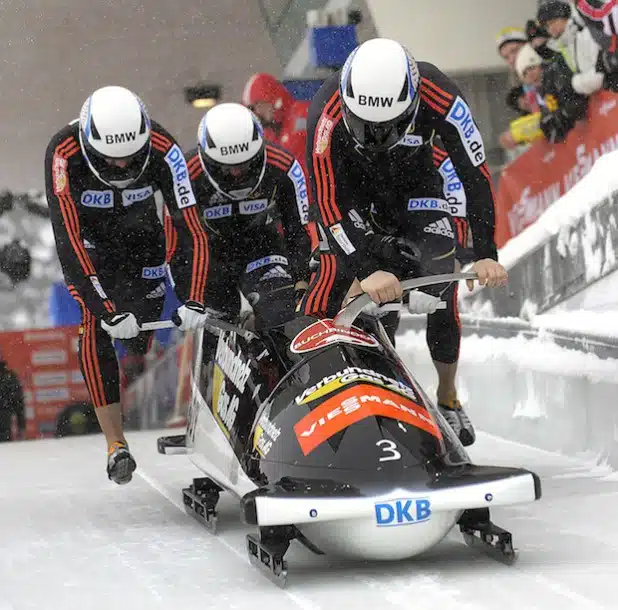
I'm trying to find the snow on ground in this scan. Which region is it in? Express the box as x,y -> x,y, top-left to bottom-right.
1,428 -> 617,610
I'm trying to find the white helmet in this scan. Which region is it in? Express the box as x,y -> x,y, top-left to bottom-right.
197,103 -> 266,200
340,38 -> 421,152
79,85 -> 152,188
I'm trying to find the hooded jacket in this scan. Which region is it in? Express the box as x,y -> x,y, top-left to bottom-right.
549,5 -> 605,94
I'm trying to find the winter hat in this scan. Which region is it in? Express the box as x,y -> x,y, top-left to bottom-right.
537,1 -> 572,26
515,43 -> 544,79
496,26 -> 529,51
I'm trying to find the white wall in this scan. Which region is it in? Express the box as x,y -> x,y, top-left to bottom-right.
365,0 -> 538,74
399,328 -> 618,468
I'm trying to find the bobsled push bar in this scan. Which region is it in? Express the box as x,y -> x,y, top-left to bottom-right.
139,317 -> 255,339
334,272 -> 478,328
140,272 -> 478,336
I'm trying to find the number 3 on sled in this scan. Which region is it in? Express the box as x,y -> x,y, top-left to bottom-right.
376,439 -> 401,462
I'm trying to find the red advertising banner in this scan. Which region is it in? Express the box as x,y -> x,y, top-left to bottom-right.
495,90 -> 618,248
0,325 -> 89,439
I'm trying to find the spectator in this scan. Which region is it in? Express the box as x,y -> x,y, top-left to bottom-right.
576,0 -> 618,49
241,72 -> 317,252
496,26 -> 529,74
242,73 -> 294,142
506,84 -> 534,115
516,42 -> 589,143
537,0 -> 606,95
515,44 -> 545,105
500,46 -> 545,151
497,26 -> 542,151
241,72 -> 310,174
576,0 -> 618,89
525,19 -> 558,59
0,356 -> 25,442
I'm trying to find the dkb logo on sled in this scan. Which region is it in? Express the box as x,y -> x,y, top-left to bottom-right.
374,498 -> 432,526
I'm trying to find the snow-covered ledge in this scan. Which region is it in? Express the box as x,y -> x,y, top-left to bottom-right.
460,148 -> 618,316
400,328 -> 618,469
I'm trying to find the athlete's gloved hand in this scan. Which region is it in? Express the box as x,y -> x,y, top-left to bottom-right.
407,291 -> 443,315
172,301 -> 210,331
368,234 -> 422,276
101,312 -> 141,339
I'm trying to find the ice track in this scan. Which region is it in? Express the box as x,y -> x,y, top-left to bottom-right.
1,428 -> 617,610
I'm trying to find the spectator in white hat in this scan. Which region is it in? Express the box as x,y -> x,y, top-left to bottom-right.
516,42 -> 589,144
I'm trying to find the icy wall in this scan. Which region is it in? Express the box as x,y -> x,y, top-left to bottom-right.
400,327 -> 618,470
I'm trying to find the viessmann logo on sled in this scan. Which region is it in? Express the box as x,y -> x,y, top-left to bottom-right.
290,319 -> 379,354
294,384 -> 442,455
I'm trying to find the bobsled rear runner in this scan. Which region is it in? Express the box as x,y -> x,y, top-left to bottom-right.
157,274 -> 542,587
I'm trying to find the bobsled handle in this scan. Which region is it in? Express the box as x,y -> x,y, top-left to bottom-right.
333,272 -> 478,329
140,320 -> 176,331
139,318 -> 256,339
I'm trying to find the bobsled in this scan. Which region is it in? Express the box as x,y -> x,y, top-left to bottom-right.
155,272 -> 542,587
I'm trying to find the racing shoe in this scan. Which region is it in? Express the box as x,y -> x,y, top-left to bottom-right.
107,441 -> 136,485
437,396 -> 476,446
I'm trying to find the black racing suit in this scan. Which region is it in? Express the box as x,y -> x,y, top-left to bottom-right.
45,121 -> 209,407
300,64 -> 498,363
166,141 -> 311,329
432,141 -> 471,261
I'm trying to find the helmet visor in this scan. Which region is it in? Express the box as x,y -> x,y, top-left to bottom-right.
83,139 -> 151,186
342,93 -> 420,152
201,146 -> 266,196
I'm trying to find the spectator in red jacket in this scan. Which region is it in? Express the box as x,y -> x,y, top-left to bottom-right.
242,72 -> 318,258
242,73 -> 309,173
242,73 -> 293,140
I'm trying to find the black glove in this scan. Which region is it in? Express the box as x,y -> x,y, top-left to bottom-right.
367,234 -> 422,277
540,109 -> 571,144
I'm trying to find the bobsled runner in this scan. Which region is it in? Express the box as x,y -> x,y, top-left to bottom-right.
154,272 -> 542,587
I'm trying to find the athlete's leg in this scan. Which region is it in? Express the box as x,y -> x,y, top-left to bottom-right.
76,303 -> 137,483
240,226 -> 303,329
299,223 -> 356,318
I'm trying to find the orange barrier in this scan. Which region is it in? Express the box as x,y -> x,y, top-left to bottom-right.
495,91 -> 618,248
0,326 -> 89,439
